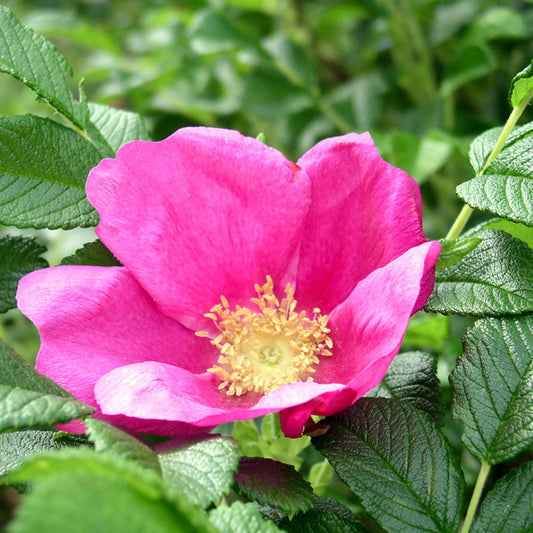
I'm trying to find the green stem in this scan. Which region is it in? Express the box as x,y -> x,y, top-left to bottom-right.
480,100 -> 529,174
445,91 -> 533,239
460,461 -> 491,533
446,204 -> 473,240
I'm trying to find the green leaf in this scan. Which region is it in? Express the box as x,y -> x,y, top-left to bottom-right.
0,430 -> 62,478
189,10 -> 262,55
156,436 -> 241,509
367,351 -> 444,425
279,498 -> 366,533
60,239 -> 121,266
209,501 -> 282,532
484,218 -> 533,248
233,419 -> 262,452
483,123 -> 533,176
469,7 -> 528,42
88,103 -> 151,153
425,230 -> 533,316
0,6 -> 88,129
233,414 -> 310,469
451,316 -> 533,464
312,398 -> 465,533
0,236 -> 47,312
307,459 -> 335,498
457,122 -> 533,226
468,121 -> 533,175
469,127 -> 502,175
6,449 -> 217,533
263,35 -> 318,90
242,71 -> 313,119
0,337 -> 86,434
0,384 -> 94,433
85,418 -> 160,473
0,115 -> 101,229
437,237 -> 482,269
403,313 -> 449,352
509,59 -> 533,108
0,337 -> 70,397
471,461 -> 533,533
234,457 -> 315,519
26,11 -> 122,56
381,131 -> 453,184
458,174 -> 533,226
439,43 -> 496,98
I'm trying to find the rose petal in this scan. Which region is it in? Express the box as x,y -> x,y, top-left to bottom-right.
94,361 -> 343,435
296,133 -> 427,314
279,240 -> 440,437
87,127 -> 311,331
16,266 -> 215,416
315,241 -> 440,385
279,356 -> 393,438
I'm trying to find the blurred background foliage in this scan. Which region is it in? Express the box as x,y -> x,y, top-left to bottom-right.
1,0 -> 532,519
1,0 -> 532,238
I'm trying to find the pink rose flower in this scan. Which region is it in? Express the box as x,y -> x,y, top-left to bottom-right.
17,128 -> 440,438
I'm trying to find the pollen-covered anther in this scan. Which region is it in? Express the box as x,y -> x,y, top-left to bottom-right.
200,275 -> 333,396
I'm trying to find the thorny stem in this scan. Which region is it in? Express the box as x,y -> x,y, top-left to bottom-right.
460,461 -> 491,533
446,91 -> 533,239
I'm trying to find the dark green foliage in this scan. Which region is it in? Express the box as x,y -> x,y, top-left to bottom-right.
0,338 -> 93,433
458,121 -> 533,224
0,236 -> 47,312
471,461 -> 533,533
0,430 -> 63,478
313,398 -> 465,533
208,501 -> 282,532
0,337 -> 70,398
85,418 -> 161,473
156,436 -> 241,509
234,457 -> 315,519
0,115 -> 101,229
0,5 -> 88,129
451,316 -> 533,464
279,498 -> 366,533
367,350 -> 444,424
509,59 -> 533,107
437,237 -> 481,269
61,240 -> 121,267
426,230 -> 533,315
5,449 -> 218,533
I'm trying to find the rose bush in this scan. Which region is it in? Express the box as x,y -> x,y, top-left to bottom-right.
17,128 -> 440,438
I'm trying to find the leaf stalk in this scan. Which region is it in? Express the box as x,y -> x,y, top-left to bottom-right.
460,461 -> 491,533
445,89 -> 533,239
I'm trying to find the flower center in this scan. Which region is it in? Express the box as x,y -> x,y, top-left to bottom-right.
196,276 -> 333,396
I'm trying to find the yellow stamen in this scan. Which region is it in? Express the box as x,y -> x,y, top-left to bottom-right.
198,276 -> 332,396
